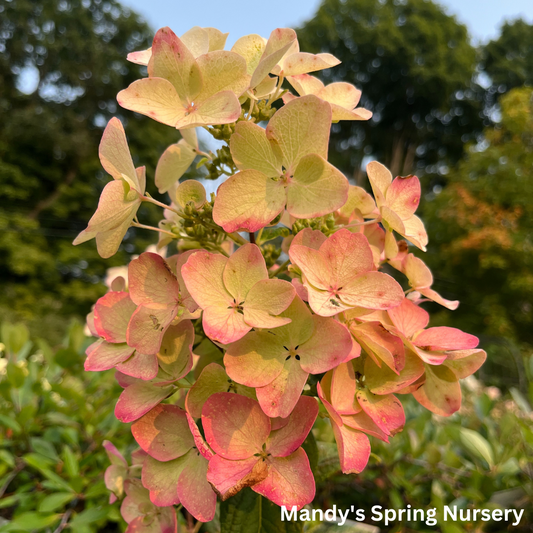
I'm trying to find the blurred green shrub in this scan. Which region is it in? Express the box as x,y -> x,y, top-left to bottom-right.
1,322 -> 531,532
311,370 -> 533,532
0,321 -> 129,532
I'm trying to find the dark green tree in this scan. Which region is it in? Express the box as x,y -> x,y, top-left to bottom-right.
297,0 -> 485,183
0,0 -> 176,343
423,88 -> 533,389
482,19 -> 533,93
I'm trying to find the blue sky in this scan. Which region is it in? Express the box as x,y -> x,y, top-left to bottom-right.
121,0 -> 533,45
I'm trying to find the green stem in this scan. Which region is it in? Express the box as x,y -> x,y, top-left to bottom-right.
269,258 -> 291,278
227,232 -> 248,246
142,194 -> 180,214
342,217 -> 381,229
131,221 -> 176,238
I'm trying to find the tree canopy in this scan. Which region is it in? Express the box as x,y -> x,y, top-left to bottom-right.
0,0 -> 176,342
296,0 -> 485,181
423,87 -> 533,387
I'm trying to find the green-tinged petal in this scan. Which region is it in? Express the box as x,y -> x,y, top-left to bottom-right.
224,331 -> 286,388
127,47 -> 151,65
202,305 -> 250,345
266,95 -> 331,169
230,121 -> 282,177
330,104 -> 373,121
286,73 -> 324,95
176,451 -> 216,522
157,321 -> 194,380
444,349 -> 486,379
231,34 -> 266,76
251,28 -> 296,88
175,90 -> 242,129
202,392 -> 270,459
319,229 -> 374,284
412,365 -> 461,416
340,271 -> 404,310
213,170 -> 286,233
174,180 -> 206,209
142,454 -> 186,506
115,382 -> 174,423
243,279 -> 295,329
148,27 -> 201,103
117,78 -> 186,127
180,26 -> 209,58
195,51 -> 250,101
281,52 -> 341,76
366,161 -> 392,206
99,118 -> 139,190
223,243 -> 268,302
132,404 -> 194,461
298,316 -> 352,375
186,363 -> 255,418
94,291 -> 136,343
287,154 -> 348,218
155,140 -> 196,193
181,251 -> 231,308
356,390 -> 405,436
252,448 -> 315,509
129,252 -> 181,307
331,423 -> 370,474
205,27 -> 229,52
255,356 -> 308,418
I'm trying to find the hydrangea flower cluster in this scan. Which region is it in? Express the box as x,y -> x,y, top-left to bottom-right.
76,25 -> 486,528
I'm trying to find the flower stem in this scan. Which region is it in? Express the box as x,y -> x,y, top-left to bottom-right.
227,232 -> 248,246
131,221 -> 176,238
269,258 -> 291,278
141,194 -> 181,214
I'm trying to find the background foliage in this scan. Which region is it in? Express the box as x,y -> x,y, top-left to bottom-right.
0,0 -> 532,530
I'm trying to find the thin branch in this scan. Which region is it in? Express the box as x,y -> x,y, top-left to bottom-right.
28,169 -> 76,219
131,221 -> 176,238
0,460 -> 24,498
53,509 -> 72,533
249,232 -> 256,244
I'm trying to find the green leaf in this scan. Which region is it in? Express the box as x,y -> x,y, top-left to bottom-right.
260,226 -> 291,243
38,493 -> 74,513
314,442 -> 340,484
459,428 -> 494,468
301,432 -> 318,475
0,495 -> 19,509
0,450 -> 15,468
69,506 -> 110,528
22,453 -> 55,469
61,446 -> 79,478
510,387 -> 532,414
1,512 -> 60,531
220,488 -> 303,533
0,415 -> 21,435
30,438 -> 59,461
54,348 -> 81,369
6,363 -> 25,388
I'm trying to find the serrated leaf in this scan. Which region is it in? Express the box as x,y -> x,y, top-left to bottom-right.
459,428 -> 494,468
220,488 -> 303,533
38,493 -> 74,513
